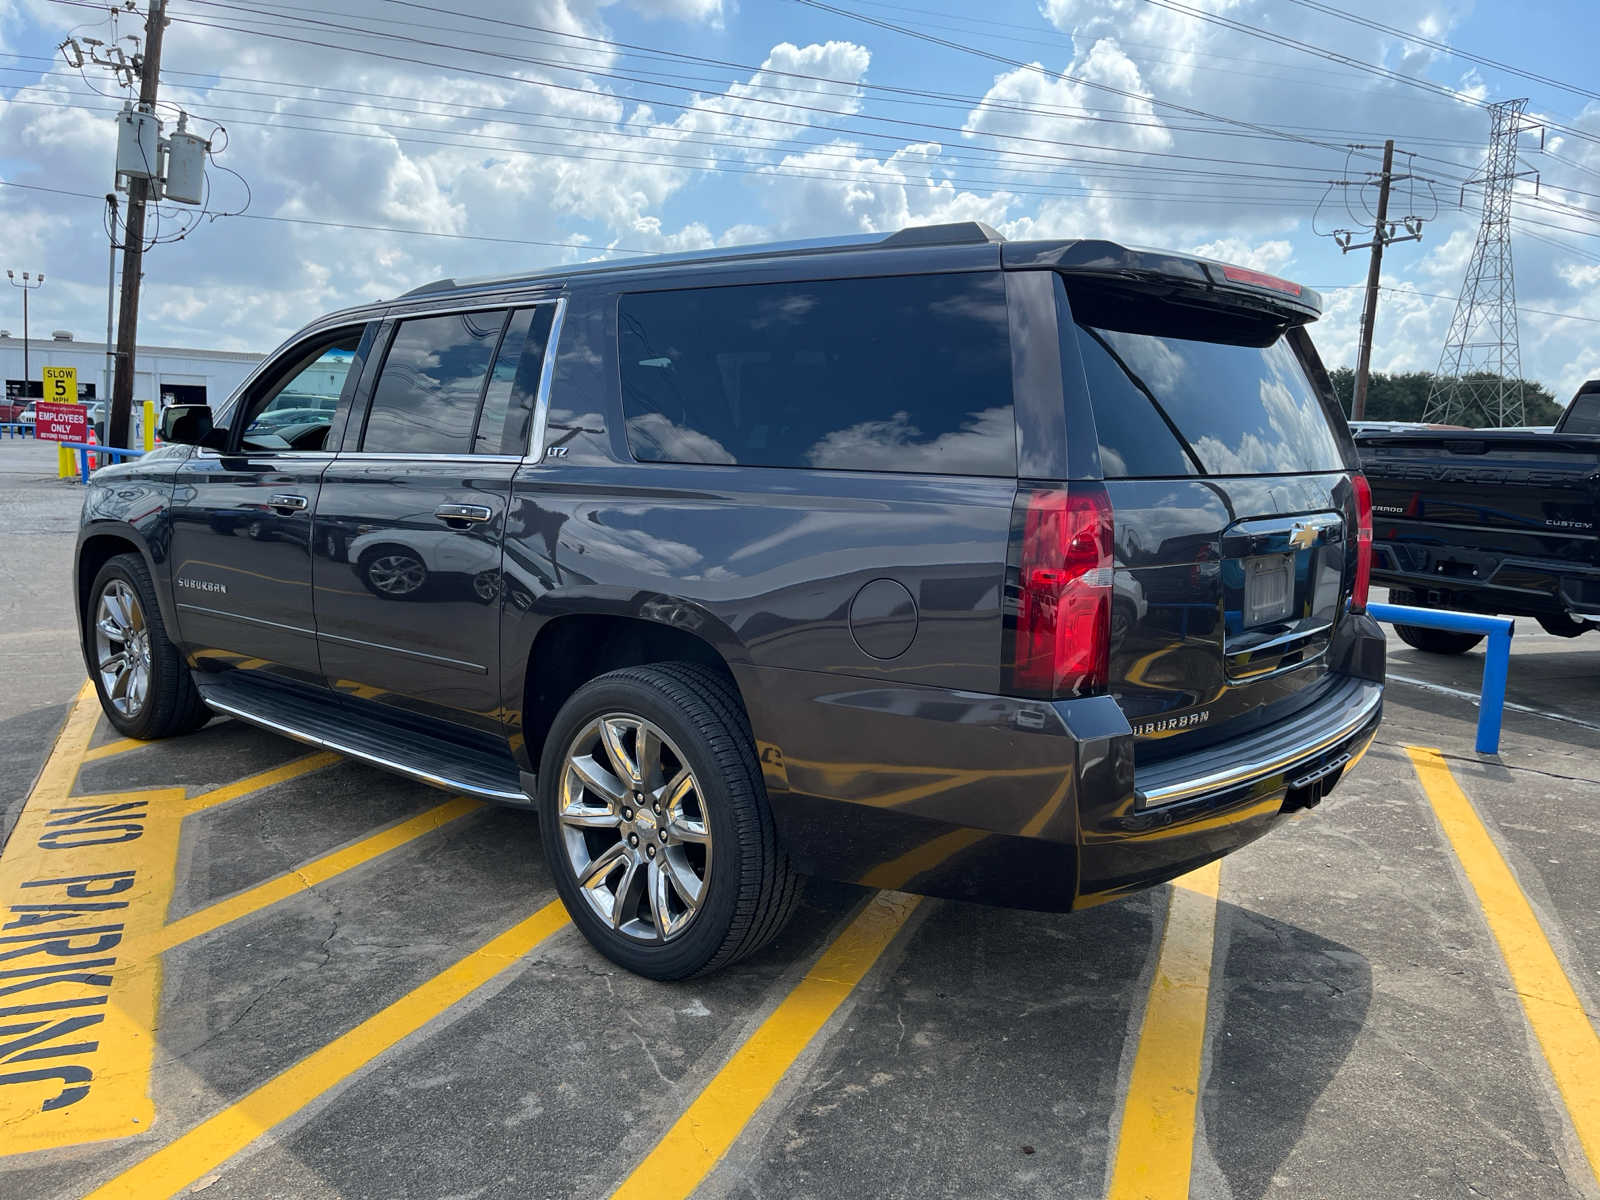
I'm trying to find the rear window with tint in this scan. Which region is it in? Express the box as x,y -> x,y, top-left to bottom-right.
1064,281 -> 1345,478
1561,393 -> 1600,435
617,273 -> 1015,476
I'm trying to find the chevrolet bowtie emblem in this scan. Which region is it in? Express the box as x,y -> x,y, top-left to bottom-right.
1288,523 -> 1318,551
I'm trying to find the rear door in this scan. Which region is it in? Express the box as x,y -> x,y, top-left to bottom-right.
1055,275 -> 1361,761
312,302 -> 556,735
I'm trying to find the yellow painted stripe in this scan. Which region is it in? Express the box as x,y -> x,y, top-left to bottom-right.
1406,746 -> 1600,1184
611,891 -> 920,1200
155,796 -> 483,951
84,901 -> 571,1199
82,736 -> 145,762
179,751 -> 340,817
1106,860 -> 1222,1200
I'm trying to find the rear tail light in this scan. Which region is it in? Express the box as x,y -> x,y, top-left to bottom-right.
1350,473 -> 1373,612
1007,484 -> 1114,698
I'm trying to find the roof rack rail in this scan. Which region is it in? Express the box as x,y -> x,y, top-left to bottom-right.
880,221 -> 1003,247
392,221 -> 1005,300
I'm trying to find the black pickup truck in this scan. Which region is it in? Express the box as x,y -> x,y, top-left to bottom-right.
1358,380 -> 1600,652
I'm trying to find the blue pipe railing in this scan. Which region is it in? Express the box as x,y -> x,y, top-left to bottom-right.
60,441 -> 144,484
1,422 -> 33,438
1367,601 -> 1514,754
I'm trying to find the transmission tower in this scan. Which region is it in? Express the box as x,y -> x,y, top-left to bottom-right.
1423,98 -> 1535,427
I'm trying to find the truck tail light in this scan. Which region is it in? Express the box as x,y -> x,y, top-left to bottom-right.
1007,484 -> 1114,698
1351,473 -> 1373,612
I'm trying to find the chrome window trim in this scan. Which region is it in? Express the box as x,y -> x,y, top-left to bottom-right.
384,295 -> 559,321
527,296 -> 568,462
328,453 -> 525,464
191,449 -> 337,461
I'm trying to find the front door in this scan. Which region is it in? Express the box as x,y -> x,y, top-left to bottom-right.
168,323 -> 372,687
313,303 -> 555,734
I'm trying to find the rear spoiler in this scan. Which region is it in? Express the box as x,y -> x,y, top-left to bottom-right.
1002,239 -> 1323,324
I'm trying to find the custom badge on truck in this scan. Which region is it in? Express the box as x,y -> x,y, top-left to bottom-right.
1132,709 -> 1212,737
176,577 -> 227,595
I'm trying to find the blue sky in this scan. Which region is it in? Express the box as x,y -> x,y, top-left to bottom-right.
2,0 -> 1597,404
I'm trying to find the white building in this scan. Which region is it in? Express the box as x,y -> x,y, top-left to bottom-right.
1,330 -> 263,409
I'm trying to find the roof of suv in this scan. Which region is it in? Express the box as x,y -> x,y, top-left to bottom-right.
391,221 -> 1323,319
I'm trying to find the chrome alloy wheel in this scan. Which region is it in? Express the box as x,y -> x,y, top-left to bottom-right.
367,553 -> 425,595
94,579 -> 151,717
558,714 -> 712,942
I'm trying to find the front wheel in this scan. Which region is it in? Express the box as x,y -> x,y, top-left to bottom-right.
537,663 -> 801,980
86,553 -> 210,738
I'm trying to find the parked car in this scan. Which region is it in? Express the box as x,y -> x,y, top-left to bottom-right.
74,224 -> 1385,979
17,403 -> 37,430
1357,379 -> 1600,650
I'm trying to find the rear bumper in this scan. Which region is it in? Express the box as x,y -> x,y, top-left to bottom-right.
1372,541 -> 1600,621
1074,676 -> 1381,903
748,613 -> 1386,912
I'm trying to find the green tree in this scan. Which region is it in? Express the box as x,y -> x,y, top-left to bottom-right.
1328,368 -> 1564,426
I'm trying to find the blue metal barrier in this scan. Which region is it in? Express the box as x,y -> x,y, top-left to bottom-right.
1,422 -> 33,438
1367,601 -> 1514,754
60,441 -> 144,484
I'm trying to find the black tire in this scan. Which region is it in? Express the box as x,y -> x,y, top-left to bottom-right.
1392,624 -> 1484,655
1387,588 -> 1485,655
537,662 -> 802,980
1536,613 -> 1594,638
84,553 -> 210,739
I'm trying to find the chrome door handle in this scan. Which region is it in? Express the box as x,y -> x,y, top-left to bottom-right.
434,503 -> 494,525
268,493 -> 308,513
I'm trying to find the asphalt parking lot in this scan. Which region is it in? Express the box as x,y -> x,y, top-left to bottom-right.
2,437 -> 1597,1199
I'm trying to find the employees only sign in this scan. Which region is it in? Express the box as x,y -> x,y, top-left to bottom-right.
35,401 -> 87,443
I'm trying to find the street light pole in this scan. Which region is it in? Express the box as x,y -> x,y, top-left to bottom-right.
6,270 -> 45,404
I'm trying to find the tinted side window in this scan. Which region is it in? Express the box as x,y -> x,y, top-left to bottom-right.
474,306 -> 555,455
362,311 -> 507,455
618,273 -> 1014,476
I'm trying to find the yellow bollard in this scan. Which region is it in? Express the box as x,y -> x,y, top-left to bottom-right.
58,442 -> 74,479
142,400 -> 156,451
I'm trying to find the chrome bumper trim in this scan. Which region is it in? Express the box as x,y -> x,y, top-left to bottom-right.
1137,684 -> 1383,809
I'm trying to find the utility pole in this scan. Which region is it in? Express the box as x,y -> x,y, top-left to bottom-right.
6,270 -> 45,403
104,195 -> 118,410
1351,140 -> 1395,422
1324,141 -> 1424,420
109,0 -> 166,449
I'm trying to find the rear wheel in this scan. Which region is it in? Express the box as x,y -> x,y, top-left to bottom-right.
1388,589 -> 1485,656
537,663 -> 801,980
86,553 -> 210,738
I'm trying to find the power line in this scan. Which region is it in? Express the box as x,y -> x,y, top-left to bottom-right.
1276,0 -> 1600,106
790,0 -> 1376,157
163,0 -> 1380,179
0,177 -> 652,252
1128,0 -> 1600,150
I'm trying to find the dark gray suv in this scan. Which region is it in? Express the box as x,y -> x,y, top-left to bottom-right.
75,222 -> 1385,979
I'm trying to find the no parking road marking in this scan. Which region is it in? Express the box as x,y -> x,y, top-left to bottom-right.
0,687 -> 334,1155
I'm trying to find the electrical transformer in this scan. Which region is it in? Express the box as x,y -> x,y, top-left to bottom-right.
164,128 -> 208,206
114,105 -> 160,179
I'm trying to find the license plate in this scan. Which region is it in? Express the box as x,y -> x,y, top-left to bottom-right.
1243,554 -> 1295,626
